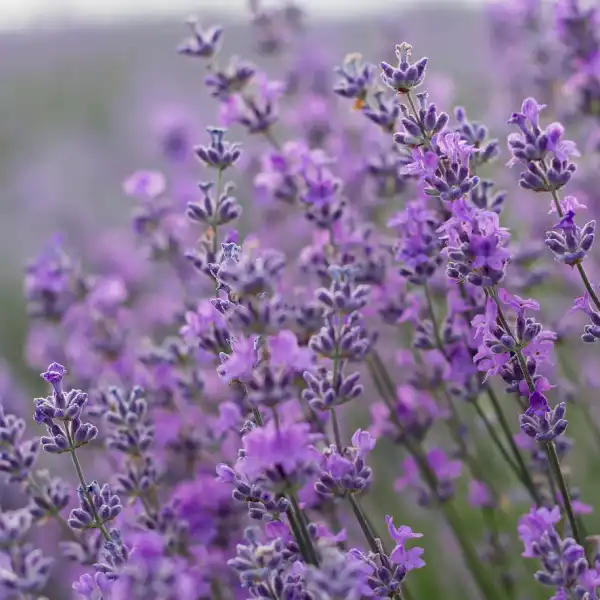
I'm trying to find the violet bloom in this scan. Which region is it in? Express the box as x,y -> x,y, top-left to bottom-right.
333,53 -> 375,105
219,72 -> 286,134
518,505 -> 561,558
299,162 -> 346,229
507,97 -> 579,192
217,335 -> 258,383
386,516 -> 426,571
548,194 -> 587,215
315,429 -> 375,497
25,237 -> 82,321
122,170 -> 166,200
177,19 -> 223,59
203,56 -> 256,100
268,330 -> 315,373
236,420 -> 319,483
468,480 -> 494,509
444,204 -> 511,287
424,131 -> 480,203
73,571 -> 113,599
380,42 -> 428,94
568,290 -> 600,343
545,209 -> 596,267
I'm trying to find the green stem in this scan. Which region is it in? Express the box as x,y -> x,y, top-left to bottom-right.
252,405 -> 263,426
367,353 -> 505,600
486,388 -> 542,505
347,493 -> 379,554
423,282 -> 449,361
471,398 -> 519,474
211,167 -> 223,257
330,408 -> 343,451
546,176 -> 600,310
442,501 -> 505,600
65,425 -> 111,540
490,291 -> 582,545
26,475 -> 79,542
288,488 -> 319,566
405,91 -> 432,149
546,442 -> 582,543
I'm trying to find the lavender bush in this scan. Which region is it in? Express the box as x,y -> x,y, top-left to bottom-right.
2,0 -> 600,598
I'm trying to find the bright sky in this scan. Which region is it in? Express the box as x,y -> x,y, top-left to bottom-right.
0,0 -> 479,30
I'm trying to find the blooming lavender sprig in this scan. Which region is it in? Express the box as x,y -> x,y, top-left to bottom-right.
187,127 -> 243,263
34,363 -> 124,549
508,97 -> 600,330
187,181 -> 242,229
380,42 -> 428,95
24,237 -> 89,322
177,18 -> 223,59
34,363 -> 98,453
315,429 -> 375,498
518,505 -> 600,598
333,53 -> 375,107
0,405 -> 39,483
89,386 -> 158,517
0,541 -> 53,598
453,106 -> 500,170
393,92 -> 448,148
194,127 -> 241,171
204,56 -> 257,100
507,98 -> 579,192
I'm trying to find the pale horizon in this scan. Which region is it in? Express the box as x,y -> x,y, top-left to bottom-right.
0,0 -> 482,31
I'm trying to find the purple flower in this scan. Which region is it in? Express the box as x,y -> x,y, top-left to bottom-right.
471,234 -> 512,270
72,572 -> 113,600
548,194 -> 587,215
386,515 -> 423,546
236,420 -> 318,482
497,288 -> 540,313
521,97 -> 547,129
467,480 -> 494,509
351,429 -> 376,457
386,515 -> 425,571
217,335 -> 258,382
545,122 -> 580,161
389,544 -> 426,571
177,19 -> 223,59
268,330 -> 315,373
122,170 -> 166,199
40,362 -> 67,388
518,505 -> 561,557
380,42 -> 428,94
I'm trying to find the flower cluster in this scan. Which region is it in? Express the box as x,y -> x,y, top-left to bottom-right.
4,2 -> 600,600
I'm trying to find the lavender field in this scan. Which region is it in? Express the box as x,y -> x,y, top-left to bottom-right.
1,1 -> 600,599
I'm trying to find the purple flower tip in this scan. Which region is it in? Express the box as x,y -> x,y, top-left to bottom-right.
527,391 -> 550,416
41,362 -> 67,385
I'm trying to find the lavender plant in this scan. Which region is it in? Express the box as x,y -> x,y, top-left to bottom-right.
3,0 -> 600,599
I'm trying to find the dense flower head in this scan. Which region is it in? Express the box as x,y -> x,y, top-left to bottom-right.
235,419 -> 319,484
443,204 -> 511,287
380,42 -> 428,94
421,131 -> 481,203
507,97 -> 579,191
219,72 -> 286,134
545,209 -> 596,266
